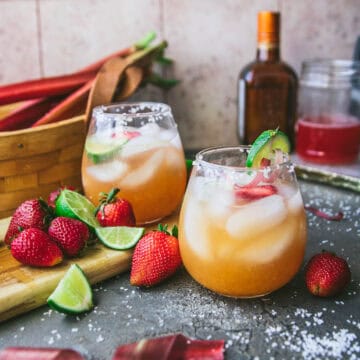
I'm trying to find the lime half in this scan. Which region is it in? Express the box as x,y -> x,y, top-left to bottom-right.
85,135 -> 128,164
246,129 -> 290,168
55,189 -> 99,229
95,226 -> 145,250
47,264 -> 93,315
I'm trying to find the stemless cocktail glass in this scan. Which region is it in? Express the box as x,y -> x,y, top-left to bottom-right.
179,146 -> 307,298
82,102 -> 187,225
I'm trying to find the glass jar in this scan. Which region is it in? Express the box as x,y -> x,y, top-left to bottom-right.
295,59 -> 360,164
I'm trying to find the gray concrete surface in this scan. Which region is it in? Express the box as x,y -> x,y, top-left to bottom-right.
0,181 -> 359,360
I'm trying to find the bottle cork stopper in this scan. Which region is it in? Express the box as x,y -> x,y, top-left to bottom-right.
257,11 -> 280,44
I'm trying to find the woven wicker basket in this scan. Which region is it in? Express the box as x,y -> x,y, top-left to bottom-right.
0,105 -> 86,218
0,56 -> 148,219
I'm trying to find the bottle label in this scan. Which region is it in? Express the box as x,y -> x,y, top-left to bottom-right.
257,42 -> 279,50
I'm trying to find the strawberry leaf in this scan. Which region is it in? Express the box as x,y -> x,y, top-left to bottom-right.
157,224 -> 169,234
157,224 -> 178,237
171,225 -> 178,238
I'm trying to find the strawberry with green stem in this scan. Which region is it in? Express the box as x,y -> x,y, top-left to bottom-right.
4,199 -> 54,246
48,185 -> 77,208
130,224 -> 182,287
95,188 -> 136,227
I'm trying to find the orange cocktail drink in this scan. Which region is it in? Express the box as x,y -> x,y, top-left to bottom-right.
179,146 -> 307,298
82,102 -> 186,225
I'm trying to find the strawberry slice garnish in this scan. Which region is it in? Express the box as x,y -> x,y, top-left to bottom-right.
260,157 -> 271,167
234,184 -> 277,201
123,130 -> 141,139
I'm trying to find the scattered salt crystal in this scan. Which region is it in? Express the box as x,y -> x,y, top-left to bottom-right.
96,335 -> 104,343
71,328 -> 78,332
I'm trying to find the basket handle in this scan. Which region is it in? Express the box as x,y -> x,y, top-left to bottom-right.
84,57 -> 143,128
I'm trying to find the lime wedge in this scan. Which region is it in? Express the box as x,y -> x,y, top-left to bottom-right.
47,264 -> 93,315
95,226 -> 145,250
246,129 -> 290,167
85,135 -> 128,164
55,189 -> 99,229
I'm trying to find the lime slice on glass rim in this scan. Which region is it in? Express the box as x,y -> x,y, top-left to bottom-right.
85,135 -> 128,164
246,129 -> 290,168
95,226 -> 145,250
55,189 -> 99,229
47,264 -> 93,315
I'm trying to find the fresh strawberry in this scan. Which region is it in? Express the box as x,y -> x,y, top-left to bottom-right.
48,185 -> 76,208
48,217 -> 89,257
234,184 -> 277,201
130,225 -> 182,287
10,228 -> 63,267
4,199 -> 53,246
305,251 -> 351,297
95,188 -> 136,227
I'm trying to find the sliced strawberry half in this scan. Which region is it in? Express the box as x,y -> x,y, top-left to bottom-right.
234,184 -> 277,201
123,130 -> 141,139
260,157 -> 271,167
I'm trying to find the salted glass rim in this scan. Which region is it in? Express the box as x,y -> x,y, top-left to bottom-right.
195,145 -> 292,172
92,102 -> 173,118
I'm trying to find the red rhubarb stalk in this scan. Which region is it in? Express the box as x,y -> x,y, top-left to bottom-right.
0,32 -> 158,129
0,347 -> 84,360
78,31 -> 156,73
0,97 -> 63,131
78,47 -> 134,74
113,334 -> 224,360
0,31 -> 156,107
31,79 -> 94,127
0,71 -> 95,106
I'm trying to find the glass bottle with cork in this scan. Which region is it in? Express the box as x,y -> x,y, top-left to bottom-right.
237,11 -> 297,147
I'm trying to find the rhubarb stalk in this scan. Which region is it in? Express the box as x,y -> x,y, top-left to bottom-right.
0,97 -> 63,131
33,40 -> 168,127
79,31 -> 157,73
31,79 -> 94,127
0,71 -> 95,106
0,31 -> 157,107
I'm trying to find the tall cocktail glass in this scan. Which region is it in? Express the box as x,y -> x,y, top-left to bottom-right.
82,102 -> 187,225
179,146 -> 307,298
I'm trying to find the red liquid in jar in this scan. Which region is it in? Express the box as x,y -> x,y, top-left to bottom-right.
296,115 -> 360,164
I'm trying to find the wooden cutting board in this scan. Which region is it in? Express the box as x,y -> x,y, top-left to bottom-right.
0,214 -> 178,323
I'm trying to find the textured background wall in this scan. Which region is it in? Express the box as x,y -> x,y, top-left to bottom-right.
0,0 -> 359,149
